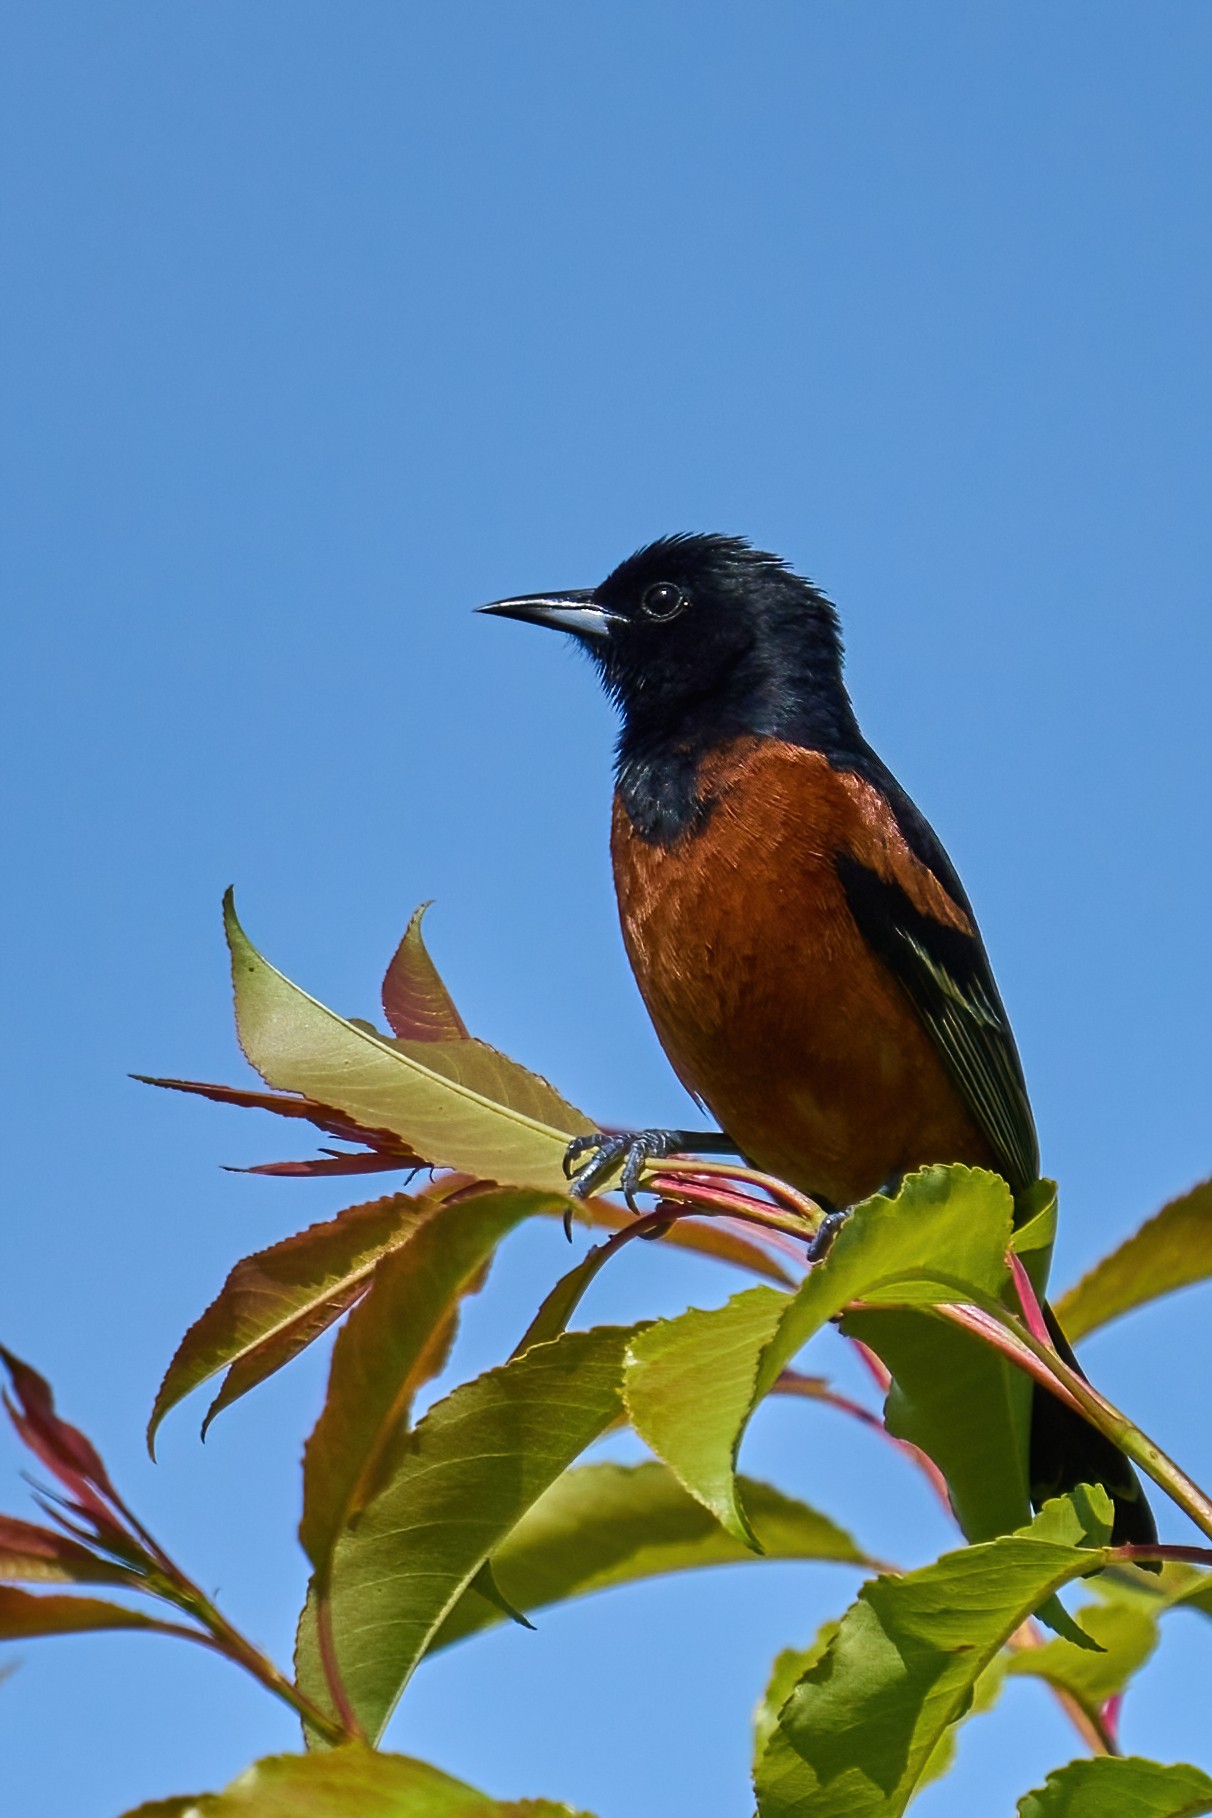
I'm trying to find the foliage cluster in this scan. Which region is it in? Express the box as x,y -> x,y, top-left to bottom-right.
3,899 -> 1211,1816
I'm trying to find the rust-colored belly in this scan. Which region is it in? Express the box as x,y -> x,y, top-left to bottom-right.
610,739 -> 996,1207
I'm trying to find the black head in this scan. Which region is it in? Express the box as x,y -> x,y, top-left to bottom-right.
479,535 -> 860,767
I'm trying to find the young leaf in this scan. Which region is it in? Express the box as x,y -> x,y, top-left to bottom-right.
116,1745 -> 598,1816
382,904 -> 470,1042
378,909 -> 587,1129
236,1152 -> 419,1179
224,892 -> 591,1192
2,1349 -> 119,1507
1016,1755 -> 1212,1817
0,1587 -> 182,1642
1,1349 -> 132,1551
384,1035 -> 592,1136
429,1462 -> 872,1652
300,1187 -> 564,1575
134,1076 -> 424,1165
0,1515 -> 136,1586
295,1325 -> 640,1742
148,1193 -> 439,1452
753,1489 -> 1116,1818
1055,1176 -> 1212,1342
626,1167 -> 1014,1548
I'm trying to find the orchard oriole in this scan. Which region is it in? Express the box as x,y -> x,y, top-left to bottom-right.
480,533 -> 1156,1550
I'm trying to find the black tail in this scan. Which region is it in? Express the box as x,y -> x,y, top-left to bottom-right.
1029,1300 -> 1158,1559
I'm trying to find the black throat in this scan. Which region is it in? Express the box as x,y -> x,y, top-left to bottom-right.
614,676 -> 866,846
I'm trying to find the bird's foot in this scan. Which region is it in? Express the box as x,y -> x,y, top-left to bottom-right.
805,1173 -> 903,1263
805,1207 -> 850,1263
564,1128 -> 716,1213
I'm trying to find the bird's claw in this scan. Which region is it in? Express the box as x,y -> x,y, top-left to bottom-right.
805,1206 -> 851,1263
563,1129 -> 687,1213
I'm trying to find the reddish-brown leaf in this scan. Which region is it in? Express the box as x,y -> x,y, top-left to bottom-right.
0,1587 -> 179,1641
381,904 -> 470,1042
223,895 -> 589,1190
198,1280 -> 373,1440
0,1516 -> 136,1586
232,1152 -> 418,1179
134,1076 -> 426,1164
0,1350 -> 126,1545
148,1194 -> 440,1453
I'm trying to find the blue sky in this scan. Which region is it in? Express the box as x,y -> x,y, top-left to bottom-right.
2,5 -> 1210,1814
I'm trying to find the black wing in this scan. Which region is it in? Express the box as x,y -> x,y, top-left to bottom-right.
836,758 -> 1040,1196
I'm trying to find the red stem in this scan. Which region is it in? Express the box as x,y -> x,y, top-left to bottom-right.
1112,1543 -> 1212,1567
1100,1692 -> 1123,1753
1008,1253 -> 1053,1347
773,1369 -> 953,1515
849,1338 -> 893,1394
934,1304 -> 1088,1413
315,1582 -> 365,1741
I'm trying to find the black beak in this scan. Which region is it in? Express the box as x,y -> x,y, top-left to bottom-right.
476,588 -> 620,642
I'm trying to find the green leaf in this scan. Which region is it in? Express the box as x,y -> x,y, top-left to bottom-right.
1172,1569 -> 1212,1620
381,905 -> 470,1042
115,1746 -> 597,1816
463,1559 -> 536,1631
1017,1756 -> 1212,1817
1013,1180 -> 1060,1295
149,1192 -> 437,1453
1004,1589 -> 1161,1719
626,1167 -> 1014,1547
754,1168 -> 1015,1392
626,1287 -> 788,1547
224,892 -> 592,1192
385,1036 -> 591,1136
430,1461 -> 871,1652
1000,1560 -> 1212,1734
754,1488 -> 1115,1818
117,1801 -> 207,1817
300,1186 -> 564,1574
753,1623 -> 839,1766
0,1587 -> 183,1641
296,1325 -> 639,1743
915,1654 -> 1009,1791
843,1181 -> 1055,1545
842,1305 -> 1032,1540
1055,1177 -> 1212,1341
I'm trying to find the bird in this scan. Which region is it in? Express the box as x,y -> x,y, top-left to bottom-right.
479,532 -> 1157,1553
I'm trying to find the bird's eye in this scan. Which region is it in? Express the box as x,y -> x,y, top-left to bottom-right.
640,581 -> 687,621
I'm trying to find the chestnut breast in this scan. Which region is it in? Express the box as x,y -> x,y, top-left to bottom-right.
610,737 -> 998,1207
